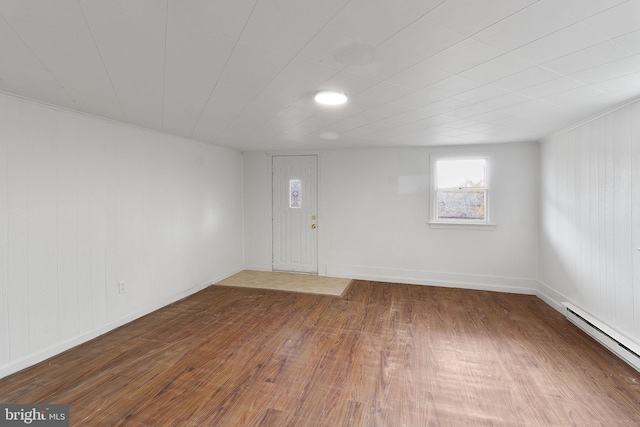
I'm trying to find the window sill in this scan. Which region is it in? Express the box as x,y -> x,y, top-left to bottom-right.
428,222 -> 496,231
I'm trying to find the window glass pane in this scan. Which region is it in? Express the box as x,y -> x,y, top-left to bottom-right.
290,179 -> 301,208
437,190 -> 485,220
437,159 -> 485,189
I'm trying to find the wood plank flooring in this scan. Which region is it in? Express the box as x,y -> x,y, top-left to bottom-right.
2,280 -> 640,426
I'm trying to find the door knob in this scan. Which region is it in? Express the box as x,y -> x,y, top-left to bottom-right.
311,224 -> 317,229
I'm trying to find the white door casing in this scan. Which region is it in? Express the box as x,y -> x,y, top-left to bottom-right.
272,155 -> 318,273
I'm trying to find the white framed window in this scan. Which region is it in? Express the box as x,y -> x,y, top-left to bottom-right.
429,153 -> 494,229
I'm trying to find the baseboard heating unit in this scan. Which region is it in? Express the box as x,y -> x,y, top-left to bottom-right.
562,302 -> 640,372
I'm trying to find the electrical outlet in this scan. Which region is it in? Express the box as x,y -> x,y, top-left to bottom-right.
118,281 -> 127,294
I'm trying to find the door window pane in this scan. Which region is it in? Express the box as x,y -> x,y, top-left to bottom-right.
290,179 -> 301,208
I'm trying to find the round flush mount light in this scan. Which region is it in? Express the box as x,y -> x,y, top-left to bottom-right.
314,90 -> 348,106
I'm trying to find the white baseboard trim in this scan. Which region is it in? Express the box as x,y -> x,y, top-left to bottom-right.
241,264 -> 273,272
0,268 -> 241,380
326,264 -> 537,295
535,279 -> 569,313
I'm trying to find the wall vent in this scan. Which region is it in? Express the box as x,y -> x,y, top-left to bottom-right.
563,302 -> 640,372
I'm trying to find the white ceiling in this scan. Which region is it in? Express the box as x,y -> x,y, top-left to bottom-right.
1,0 -> 640,151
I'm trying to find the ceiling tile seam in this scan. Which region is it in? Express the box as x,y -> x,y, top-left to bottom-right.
311,114 -> 454,147
485,1 -> 640,67
241,110 -> 334,149
535,40 -> 637,75
540,94 -> 640,143
321,48 -> 509,130
446,123 -> 535,140
458,58 -> 632,109
212,66 -> 345,147
460,70 -> 612,109
3,2 -> 634,150
244,94 -> 402,148
579,25 -> 640,59
501,23 -> 605,63
354,87 -> 558,142
347,37 -> 492,90
335,1 -> 475,91
227,64 -> 391,146
389,0 -> 449,18
291,102 -> 466,147
424,0 -> 543,39
216,0 -> 474,147
0,14 -> 78,111
374,42 -> 625,122
77,0 -> 128,123
229,1 -> 580,146
578,0 -> 635,25
313,74 -> 537,137
581,0 -> 635,21
466,39 -> 583,85
546,70 -> 637,98
183,2 -> 351,145
565,1 -> 640,60
344,17 -> 556,105
187,0 -> 261,140
461,6 -> 638,79
538,0 -> 635,36
369,0 -> 453,53
212,0 -> 361,145
610,34 -> 640,57
0,70 -> 17,96
533,51 -> 640,97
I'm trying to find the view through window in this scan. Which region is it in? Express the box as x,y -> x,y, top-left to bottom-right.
433,157 -> 489,223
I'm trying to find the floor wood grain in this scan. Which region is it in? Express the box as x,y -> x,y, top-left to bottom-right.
2,281 -> 640,426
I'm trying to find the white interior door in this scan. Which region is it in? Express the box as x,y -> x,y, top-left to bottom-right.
272,155 -> 318,273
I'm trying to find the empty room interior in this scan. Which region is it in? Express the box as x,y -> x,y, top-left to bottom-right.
2,0 -> 640,425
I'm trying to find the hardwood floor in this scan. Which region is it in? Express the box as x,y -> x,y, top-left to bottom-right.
2,280 -> 640,426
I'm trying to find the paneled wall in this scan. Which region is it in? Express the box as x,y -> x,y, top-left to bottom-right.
244,142 -> 539,293
0,93 -> 243,377
539,100 -> 640,343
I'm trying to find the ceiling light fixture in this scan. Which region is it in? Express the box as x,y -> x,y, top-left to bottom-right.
314,90 -> 348,106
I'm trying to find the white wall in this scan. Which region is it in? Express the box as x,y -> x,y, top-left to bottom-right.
0,93 -> 243,378
539,100 -> 640,344
243,152 -> 272,271
244,142 -> 539,293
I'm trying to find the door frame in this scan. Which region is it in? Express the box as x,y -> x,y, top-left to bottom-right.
269,152 -> 323,275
